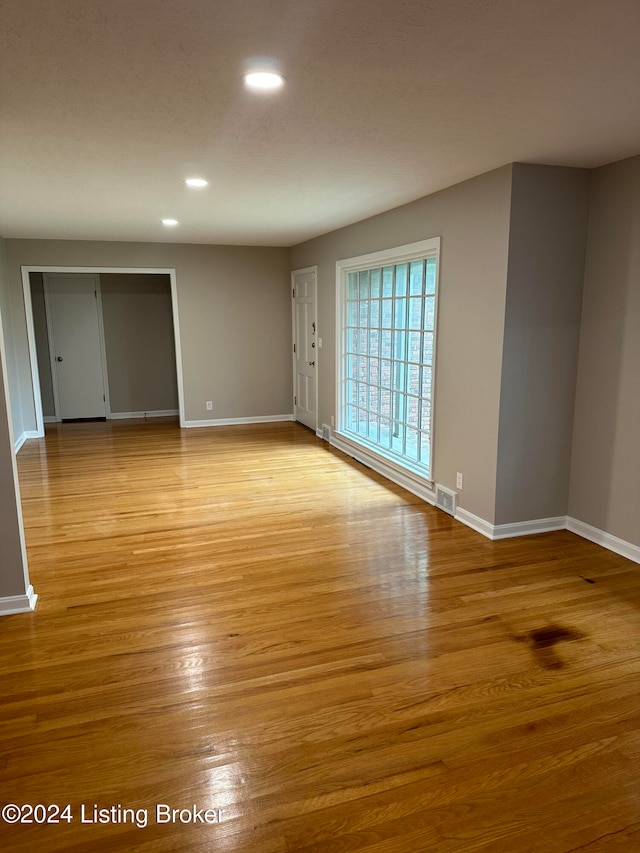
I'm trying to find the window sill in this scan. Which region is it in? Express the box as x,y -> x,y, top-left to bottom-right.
331,430 -> 435,505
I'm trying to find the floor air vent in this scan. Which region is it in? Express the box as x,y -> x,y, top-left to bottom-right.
435,484 -> 457,516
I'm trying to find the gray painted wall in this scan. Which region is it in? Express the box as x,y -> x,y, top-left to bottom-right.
569,156 -> 640,547
291,166 -> 514,524
100,273 -> 178,414
0,236 -> 31,599
4,241 -> 292,428
495,164 -> 590,524
0,341 -> 28,597
0,238 -> 24,440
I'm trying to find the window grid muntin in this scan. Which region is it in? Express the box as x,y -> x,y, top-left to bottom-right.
342,251 -> 437,477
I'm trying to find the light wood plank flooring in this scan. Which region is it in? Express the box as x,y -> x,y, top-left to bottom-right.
2,418 -> 640,852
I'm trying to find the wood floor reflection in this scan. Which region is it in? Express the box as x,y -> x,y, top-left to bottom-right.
3,418 -> 640,851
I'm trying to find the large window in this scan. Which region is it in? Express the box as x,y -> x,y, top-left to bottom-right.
336,238 -> 440,481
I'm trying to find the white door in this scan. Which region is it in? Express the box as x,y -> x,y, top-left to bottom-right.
292,267 -> 317,432
44,274 -> 108,420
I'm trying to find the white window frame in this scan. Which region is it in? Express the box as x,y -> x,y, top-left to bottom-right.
335,237 -> 440,485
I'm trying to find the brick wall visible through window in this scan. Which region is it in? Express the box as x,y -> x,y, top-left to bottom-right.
337,239 -> 439,481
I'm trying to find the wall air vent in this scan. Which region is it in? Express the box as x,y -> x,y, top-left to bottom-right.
322,423 -> 331,442
435,484 -> 457,516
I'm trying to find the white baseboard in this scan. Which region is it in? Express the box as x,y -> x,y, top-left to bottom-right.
14,430 -> 41,453
492,515 -> 568,540
281,429 -> 640,566
43,415 -> 57,423
567,517 -> 640,565
109,409 -> 179,420
184,414 -> 294,428
454,508 -> 495,538
327,437 -> 638,565
331,432 -> 436,506
0,585 -> 38,616
455,508 -> 639,563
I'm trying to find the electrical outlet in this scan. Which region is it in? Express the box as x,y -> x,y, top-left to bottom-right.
456,472 -> 464,490
206,401 -> 213,411
330,415 -> 335,427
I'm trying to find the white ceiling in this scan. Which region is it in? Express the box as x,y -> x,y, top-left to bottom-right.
1,0 -> 639,247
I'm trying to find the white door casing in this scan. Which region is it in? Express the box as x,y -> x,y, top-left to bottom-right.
44,273 -> 110,420
292,267 -> 318,432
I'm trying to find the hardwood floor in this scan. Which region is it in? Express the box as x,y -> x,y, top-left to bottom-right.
3,418 -> 640,851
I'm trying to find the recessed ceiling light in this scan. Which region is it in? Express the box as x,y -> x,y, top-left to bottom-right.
243,71 -> 285,91
185,178 -> 208,188
162,218 -> 178,227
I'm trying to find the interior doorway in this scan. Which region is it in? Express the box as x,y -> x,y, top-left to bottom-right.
22,266 -> 185,434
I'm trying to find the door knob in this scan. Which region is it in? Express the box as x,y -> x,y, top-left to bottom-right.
309,360 -> 315,367
56,356 -> 63,362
